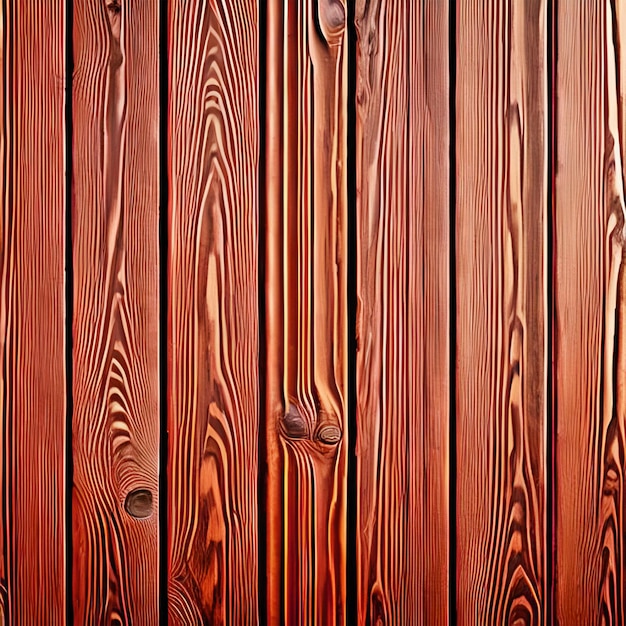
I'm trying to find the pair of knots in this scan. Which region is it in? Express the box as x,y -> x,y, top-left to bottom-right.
281,403 -> 342,445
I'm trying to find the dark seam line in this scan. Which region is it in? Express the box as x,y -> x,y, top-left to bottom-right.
158,0 -> 169,623
258,0 -> 268,622
346,1 -> 358,625
448,0 -> 458,622
547,1 -> 556,623
65,0 -> 75,623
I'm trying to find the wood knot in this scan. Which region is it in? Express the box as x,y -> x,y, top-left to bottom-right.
316,423 -> 342,445
319,0 -> 346,37
107,1 -> 121,15
124,488 -> 153,519
604,466 -> 620,495
282,404 -> 308,439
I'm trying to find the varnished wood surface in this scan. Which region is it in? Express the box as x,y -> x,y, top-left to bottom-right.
354,1 -> 450,624
10,2 -> 626,623
0,2 -> 66,624
265,0 -> 348,624
167,2 -> 259,624
554,1 -> 626,622
456,1 -> 548,623
71,1 -> 160,623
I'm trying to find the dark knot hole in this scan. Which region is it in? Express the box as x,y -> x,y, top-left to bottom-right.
124,488 -> 153,519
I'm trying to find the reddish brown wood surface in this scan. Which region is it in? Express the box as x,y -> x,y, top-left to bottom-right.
554,1 -> 626,621
12,2 -> 626,622
0,3 -> 67,624
354,1 -> 450,624
264,0 -> 348,624
167,2 -> 259,624
71,1 -> 160,623
456,1 -> 548,623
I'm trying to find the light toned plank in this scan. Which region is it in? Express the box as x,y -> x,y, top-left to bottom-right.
265,0 -> 348,623
167,2 -> 259,624
71,1 -> 160,622
354,1 -> 450,623
0,2 -> 66,623
456,1 -> 548,622
554,1 -> 626,621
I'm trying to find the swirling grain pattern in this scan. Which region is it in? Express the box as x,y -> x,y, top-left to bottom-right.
354,1 -> 449,624
554,2 -> 626,622
265,0 -> 347,623
72,1 -> 160,623
0,2 -> 66,623
456,1 -> 547,623
167,2 -> 259,624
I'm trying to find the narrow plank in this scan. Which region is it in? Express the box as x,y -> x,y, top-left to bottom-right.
71,1 -> 160,623
0,2 -> 66,623
354,1 -> 449,624
554,2 -> 626,621
167,2 -> 259,624
456,1 -> 547,623
265,0 -> 348,623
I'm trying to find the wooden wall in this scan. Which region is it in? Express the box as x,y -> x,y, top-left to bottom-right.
2,0 -> 626,624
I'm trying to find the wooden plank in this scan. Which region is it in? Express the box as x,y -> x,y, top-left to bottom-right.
167,2 -> 259,624
455,1 -> 547,623
554,1 -> 626,621
0,2 -> 66,623
71,2 -> 160,623
354,1 -> 449,624
264,0 -> 348,623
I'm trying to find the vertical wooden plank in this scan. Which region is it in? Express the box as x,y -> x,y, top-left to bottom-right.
71,1 -> 159,623
354,1 -> 449,624
554,2 -> 626,621
265,0 -> 348,623
167,3 -> 259,624
0,2 -> 66,623
456,1 -> 547,623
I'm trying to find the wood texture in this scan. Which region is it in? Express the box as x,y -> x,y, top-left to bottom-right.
71,1 -> 160,623
554,1 -> 626,621
167,2 -> 259,624
0,2 -> 66,623
354,1 -> 449,624
265,0 -> 348,623
456,1 -> 547,623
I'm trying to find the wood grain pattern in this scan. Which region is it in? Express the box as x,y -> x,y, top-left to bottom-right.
71,1 -> 160,623
167,2 -> 259,624
0,2 -> 66,623
554,1 -> 626,622
354,1 -> 449,624
456,1 -> 547,623
265,0 -> 348,623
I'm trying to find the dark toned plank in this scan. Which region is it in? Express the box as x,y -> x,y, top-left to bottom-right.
71,1 -> 160,623
265,0 -> 348,623
456,1 -> 547,623
0,2 -> 66,623
167,2 -> 259,624
354,1 -> 449,624
554,2 -> 626,621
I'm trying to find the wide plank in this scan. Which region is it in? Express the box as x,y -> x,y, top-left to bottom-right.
0,2 -> 66,623
455,1 -> 548,622
554,1 -> 626,621
167,2 -> 259,624
354,1 -> 450,624
264,0 -> 348,623
71,1 -> 160,623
